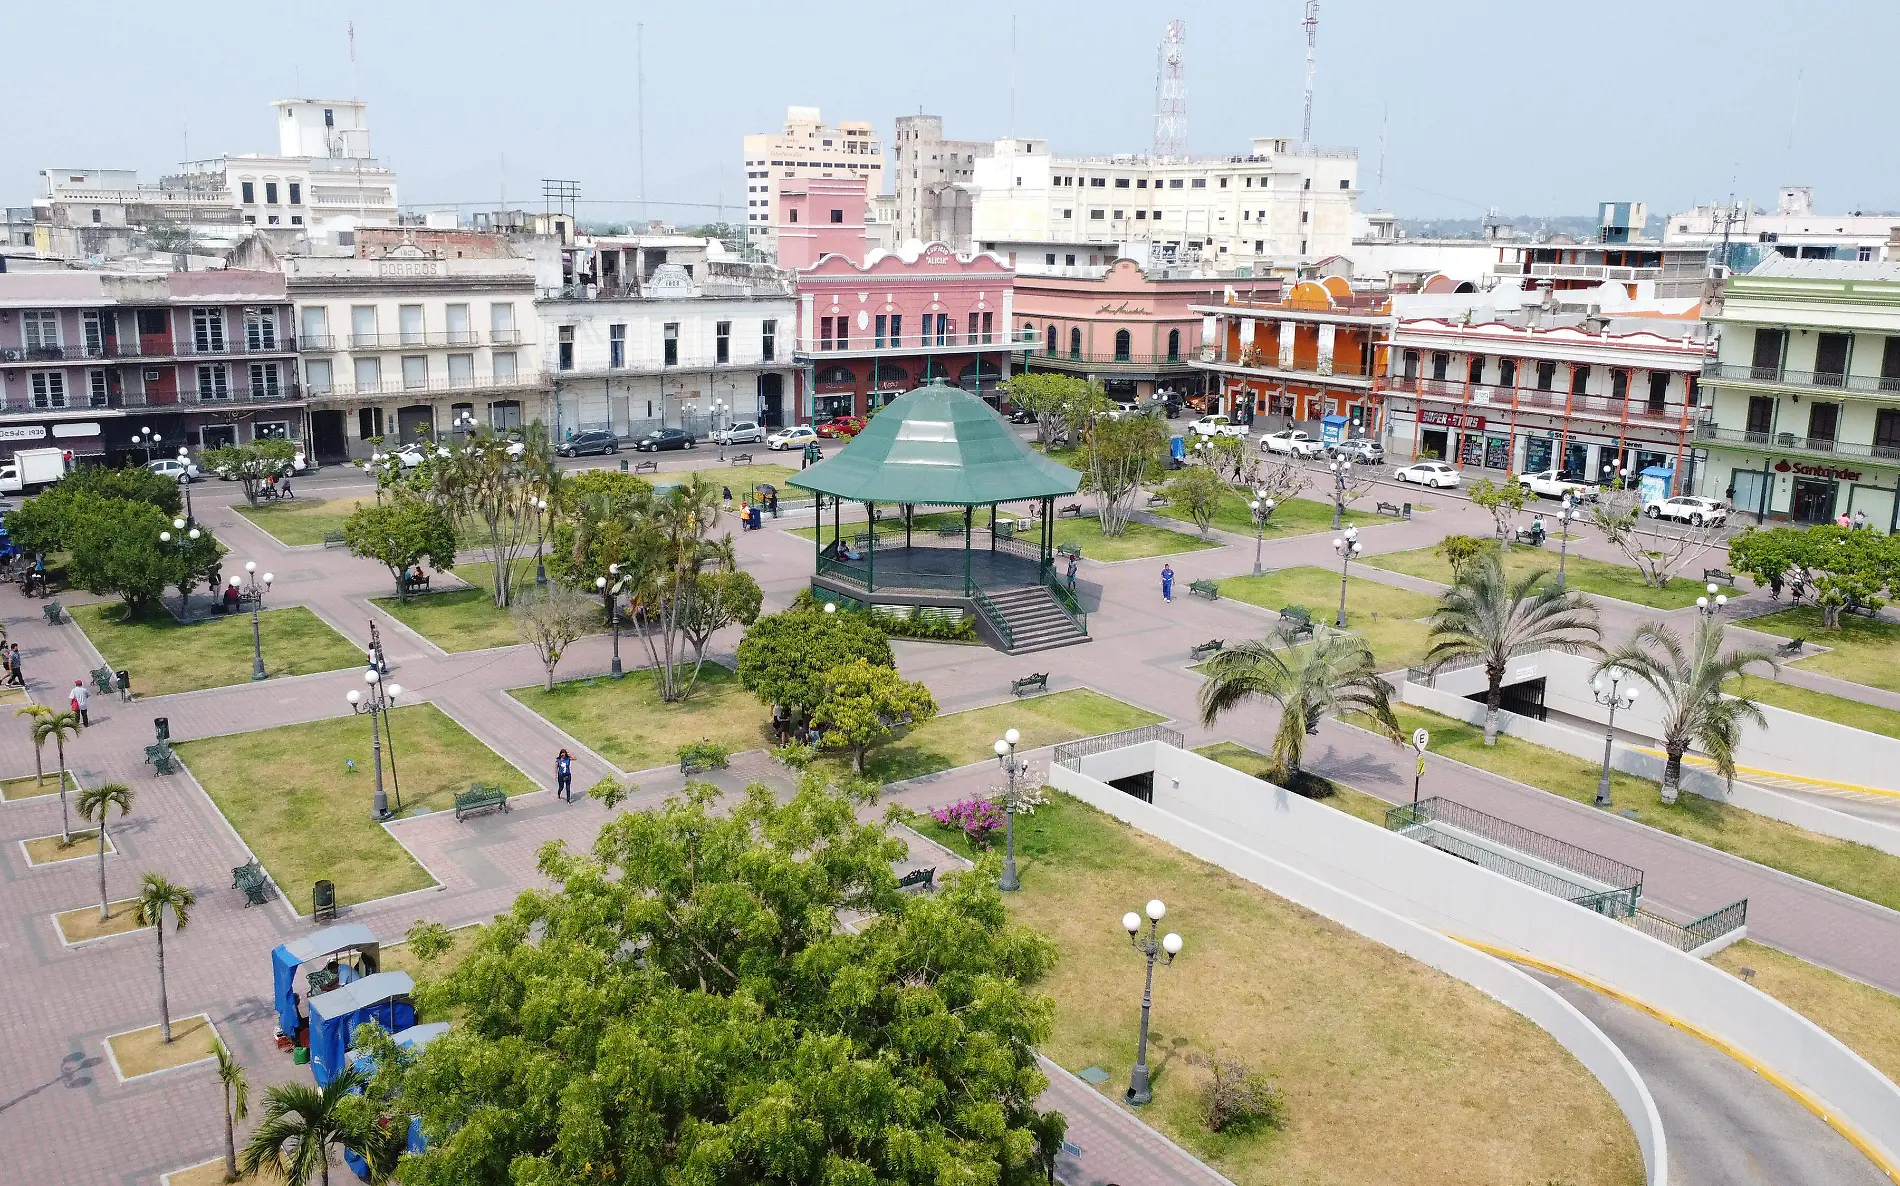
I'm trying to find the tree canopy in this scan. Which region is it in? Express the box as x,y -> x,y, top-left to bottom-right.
199,440 -> 297,506
390,780 -> 1065,1186
736,605 -> 894,723
67,497 -> 223,613
5,466 -> 182,554
811,658 -> 939,773
343,497 -> 459,598
1728,524 -> 1900,625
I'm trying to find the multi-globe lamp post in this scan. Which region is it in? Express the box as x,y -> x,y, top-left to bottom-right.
532,496 -> 550,586
1332,525 -> 1362,628
1248,489 -> 1274,577
1590,669 -> 1639,808
1120,898 -> 1183,1106
176,448 -> 196,523
1328,455 -> 1354,529
348,669 -> 403,820
993,727 -> 1026,892
595,563 -> 625,679
1555,493 -> 1577,589
230,561 -> 273,681
1696,583 -> 1728,619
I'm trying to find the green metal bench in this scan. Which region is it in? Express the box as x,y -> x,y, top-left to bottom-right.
231,861 -> 270,908
454,782 -> 509,821
145,742 -> 176,774
1188,579 -> 1220,601
322,531 -> 347,548
90,665 -> 115,695
42,601 -> 64,625
896,866 -> 936,892
1280,605 -> 1315,642
1190,638 -> 1225,660
1010,672 -> 1049,697
1056,542 -> 1082,560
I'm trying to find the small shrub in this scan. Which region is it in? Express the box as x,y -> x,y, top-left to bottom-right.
1435,533 -> 1494,577
774,742 -> 816,770
677,740 -> 732,769
1201,1051 -> 1287,1134
879,611 -> 977,643
404,920 -> 453,966
927,796 -> 1007,848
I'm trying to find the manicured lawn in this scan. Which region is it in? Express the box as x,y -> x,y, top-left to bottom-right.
512,662 -> 771,773
374,561 -> 558,653
71,603 -> 364,696
1711,939 -> 1900,1087
686,461 -> 799,493
1724,674 -> 1900,741
920,793 -> 1642,1186
104,1015 -> 218,1079
1216,566 -> 1438,670
233,495 -> 371,547
1368,703 -> 1900,913
1739,607 -> 1900,695
1151,491 -> 1376,540
174,704 -> 537,908
1361,544 -> 1732,610
1194,742 -> 1395,826
847,688 -> 1163,784
791,510 -> 1218,562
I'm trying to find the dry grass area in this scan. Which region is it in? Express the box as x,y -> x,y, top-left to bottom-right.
380,923 -> 485,980
1,771 -> 80,801
164,1159 -> 260,1186
54,898 -> 147,944
105,1014 -> 219,1080
1711,940 -> 1900,1086
22,829 -> 110,866
923,793 -> 1643,1186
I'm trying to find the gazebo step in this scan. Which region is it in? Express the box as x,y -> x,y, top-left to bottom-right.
980,584 -> 1089,653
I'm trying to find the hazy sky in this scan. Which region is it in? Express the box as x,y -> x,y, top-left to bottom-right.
4,0 -> 1894,223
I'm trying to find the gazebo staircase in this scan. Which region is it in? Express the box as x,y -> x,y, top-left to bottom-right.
982,585 -> 1090,653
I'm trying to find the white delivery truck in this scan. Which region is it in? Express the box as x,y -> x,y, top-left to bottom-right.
0,448 -> 69,494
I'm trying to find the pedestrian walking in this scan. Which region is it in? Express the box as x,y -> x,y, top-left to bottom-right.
555,749 -> 574,802
1066,553 -> 1078,593
722,485 -> 733,510
6,643 -> 21,687
70,679 -> 89,727
1160,563 -> 1175,603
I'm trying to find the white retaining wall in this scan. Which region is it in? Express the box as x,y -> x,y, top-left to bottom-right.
1056,742 -> 1900,1181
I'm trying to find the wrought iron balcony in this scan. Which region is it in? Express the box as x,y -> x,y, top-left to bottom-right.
1692,421 -> 1900,463
1701,361 -> 1900,399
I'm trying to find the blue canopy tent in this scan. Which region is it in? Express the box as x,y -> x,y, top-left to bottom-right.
308,971 -> 415,1087
343,1022 -> 450,1179
271,923 -> 380,1041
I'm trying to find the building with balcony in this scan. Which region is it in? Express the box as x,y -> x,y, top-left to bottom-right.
742,107 -> 883,258
1665,187 -> 1900,270
1490,202 -> 1710,300
1189,277 -> 1392,434
1696,257 -> 1900,531
288,238 -> 553,462
1377,297 -> 1714,491
0,268 -> 299,463
1011,258 -> 1235,404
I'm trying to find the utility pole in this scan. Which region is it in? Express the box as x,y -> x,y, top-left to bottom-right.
1152,21 -> 1187,161
1301,2 -> 1319,148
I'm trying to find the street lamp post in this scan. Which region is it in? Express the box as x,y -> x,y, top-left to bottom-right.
1248,490 -> 1274,577
1590,669 -> 1639,807
532,496 -> 550,587
158,519 -> 203,607
596,564 -> 623,679
176,448 -> 196,523
1120,899 -> 1183,1106
1695,583 -> 1728,619
348,670 -> 404,820
1555,494 -> 1575,590
132,426 -> 161,462
1328,456 -> 1354,530
232,561 -> 273,681
1332,525 -> 1361,628
993,727 -> 1025,892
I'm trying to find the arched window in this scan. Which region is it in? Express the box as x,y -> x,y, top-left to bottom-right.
1114,329 -> 1132,363
1069,327 -> 1082,360
1167,328 -> 1181,361
1046,325 -> 1058,355
816,364 -> 856,387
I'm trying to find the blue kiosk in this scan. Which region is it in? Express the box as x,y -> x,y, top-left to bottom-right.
307,971 -> 416,1086
271,923 -> 380,1045
342,1022 -> 449,1179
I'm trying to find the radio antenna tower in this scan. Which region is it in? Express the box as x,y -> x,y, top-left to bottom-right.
1152,20 -> 1187,160
1300,2 -> 1319,148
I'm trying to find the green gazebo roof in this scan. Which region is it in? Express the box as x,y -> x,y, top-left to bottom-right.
789,382 -> 1081,506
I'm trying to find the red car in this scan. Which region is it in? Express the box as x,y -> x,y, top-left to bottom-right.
818,415 -> 867,438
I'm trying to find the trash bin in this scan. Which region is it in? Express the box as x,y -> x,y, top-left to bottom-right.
153,716 -> 169,742
619,458 -> 629,473
1403,502 -> 1413,518
312,879 -> 336,923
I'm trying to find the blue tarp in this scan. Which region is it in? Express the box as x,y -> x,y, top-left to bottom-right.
308,971 -> 415,1087
271,923 -> 379,1039
343,1023 -> 448,1180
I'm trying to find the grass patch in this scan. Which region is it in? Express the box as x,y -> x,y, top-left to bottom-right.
1741,607 -> 1900,695
790,511 -> 1219,562
165,1161 -> 261,1186
1,771 -> 80,801
1362,544 -> 1732,610
174,704 -> 536,908
55,898 -> 148,944
380,924 -> 485,981
374,561 -> 553,653
22,829 -> 110,866
1369,703 -> 1900,913
921,793 -> 1642,1186
71,603 -> 364,696
844,689 -> 1163,784
105,1014 -> 218,1079
689,461 -> 799,491
1724,674 -> 1900,741
232,495 -> 370,547
512,662 -> 769,773
1194,742 -> 1395,826
1151,491 -> 1377,540
1217,567 -> 1437,670
1711,940 -> 1900,1086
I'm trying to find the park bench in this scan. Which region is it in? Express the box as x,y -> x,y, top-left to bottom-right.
679,751 -> 729,776
90,665 -> 115,695
633,459 -> 659,474
1010,672 -> 1049,697
454,782 -> 509,821
1190,638 -> 1225,661
1058,502 -> 1082,517
231,861 -> 270,908
729,452 -> 754,465
144,742 -> 175,774
1512,526 -> 1547,547
322,531 -> 347,548
1188,578 -> 1220,601
42,601 -> 63,625
1146,491 -> 1167,506
936,523 -> 965,538
1703,567 -> 1735,585
1375,501 -> 1410,519
1056,542 -> 1082,560
1776,636 -> 1805,658
1280,605 -> 1316,641
896,867 -> 936,892
399,572 -> 432,595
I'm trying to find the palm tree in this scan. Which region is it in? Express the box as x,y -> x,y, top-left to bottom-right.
1425,551 -> 1601,746
1596,617 -> 1776,803
134,872 -> 196,1043
75,782 -> 133,921
1199,625 -> 1402,779
240,1065 -> 393,1186
28,708 -> 82,842
214,1040 -> 250,1183
15,703 -> 50,787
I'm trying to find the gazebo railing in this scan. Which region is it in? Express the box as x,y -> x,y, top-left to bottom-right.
970,585 -> 1015,650
1044,568 -> 1088,634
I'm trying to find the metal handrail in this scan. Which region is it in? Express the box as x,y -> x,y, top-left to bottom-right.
1703,361 -> 1900,397
1386,797 -> 1644,898
1043,567 -> 1088,635
969,584 -> 1014,650
1389,811 -> 1640,917
1627,899 -> 1747,952
1692,421 -> 1900,462
1052,724 -> 1186,771
1404,652 -> 1485,688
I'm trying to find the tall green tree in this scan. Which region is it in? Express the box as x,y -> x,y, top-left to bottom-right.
15,703 -> 52,786
1728,524 -> 1899,625
1425,551 -> 1601,745
1199,625 -> 1401,779
66,497 -> 176,612
213,1040 -> 250,1183
679,568 -> 764,667
30,708 -> 82,841
433,425 -> 551,607
1468,477 -> 1528,547
547,470 -> 653,589
510,584 -> 596,690
200,440 -> 298,506
620,472 -> 734,701
389,779 -> 1065,1186
75,782 -> 133,921
811,657 -> 939,773
240,1065 -> 396,1186
342,497 -> 458,600
737,604 -> 894,726
1595,618 -> 1777,803
1162,464 -> 1230,537
135,872 -> 196,1043
1081,411 -> 1166,537
4,468 -> 181,555
999,371 -> 1105,448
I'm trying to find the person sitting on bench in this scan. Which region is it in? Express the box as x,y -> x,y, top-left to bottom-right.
1526,515 -> 1546,545
840,542 -> 865,561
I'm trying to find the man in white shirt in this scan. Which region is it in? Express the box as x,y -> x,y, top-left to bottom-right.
70,679 -> 90,727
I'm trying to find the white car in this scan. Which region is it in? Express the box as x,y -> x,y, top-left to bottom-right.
1188,415 -> 1249,439
1261,429 -> 1324,457
213,448 -> 307,480
767,425 -> 818,451
1518,469 -> 1596,501
146,458 -> 200,482
1645,495 -> 1728,527
714,421 -> 764,445
1394,461 -> 1460,488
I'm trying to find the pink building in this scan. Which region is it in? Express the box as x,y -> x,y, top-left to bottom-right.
783,177 -> 1030,421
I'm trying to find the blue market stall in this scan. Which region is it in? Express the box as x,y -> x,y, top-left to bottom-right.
271,923 -> 380,1046
307,971 -> 415,1086
343,1022 -> 450,1180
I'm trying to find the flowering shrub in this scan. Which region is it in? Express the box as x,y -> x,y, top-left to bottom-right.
928,796 -> 1008,848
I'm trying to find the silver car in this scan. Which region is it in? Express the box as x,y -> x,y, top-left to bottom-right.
714,420 -> 764,445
